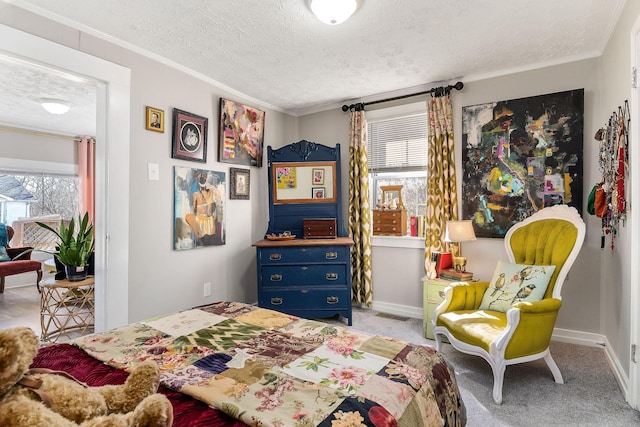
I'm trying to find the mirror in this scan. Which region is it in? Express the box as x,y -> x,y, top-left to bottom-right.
380,185 -> 403,209
273,161 -> 337,204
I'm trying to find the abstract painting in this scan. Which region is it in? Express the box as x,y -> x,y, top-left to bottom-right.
219,98 -> 265,167
174,166 -> 226,249
461,89 -> 584,238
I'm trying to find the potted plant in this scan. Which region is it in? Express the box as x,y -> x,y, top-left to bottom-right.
36,212 -> 94,282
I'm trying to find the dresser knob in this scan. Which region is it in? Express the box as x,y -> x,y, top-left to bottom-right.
270,274 -> 282,282
271,297 -> 283,305
269,253 -> 282,261
326,273 -> 338,280
325,252 -> 338,259
326,296 -> 339,304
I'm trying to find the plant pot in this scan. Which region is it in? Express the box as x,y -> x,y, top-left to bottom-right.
64,264 -> 89,282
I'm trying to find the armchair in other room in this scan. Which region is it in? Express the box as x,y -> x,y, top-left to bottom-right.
432,205 -> 585,404
0,224 -> 43,293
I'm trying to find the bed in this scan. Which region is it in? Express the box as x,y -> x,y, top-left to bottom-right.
32,302 -> 466,426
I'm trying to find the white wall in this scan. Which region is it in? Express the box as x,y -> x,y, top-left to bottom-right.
598,0 -> 640,383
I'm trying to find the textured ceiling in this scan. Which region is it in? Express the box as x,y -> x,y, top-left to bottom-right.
0,0 -> 626,137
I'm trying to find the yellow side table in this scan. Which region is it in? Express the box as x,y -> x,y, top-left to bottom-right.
422,277 -> 455,340
40,276 -> 95,343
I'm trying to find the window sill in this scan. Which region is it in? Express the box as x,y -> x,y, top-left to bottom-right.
371,235 -> 424,249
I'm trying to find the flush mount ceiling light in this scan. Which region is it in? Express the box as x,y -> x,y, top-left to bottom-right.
309,0 -> 358,25
39,98 -> 71,115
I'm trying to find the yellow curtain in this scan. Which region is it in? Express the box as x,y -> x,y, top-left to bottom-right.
348,111 -> 373,306
424,94 -> 458,270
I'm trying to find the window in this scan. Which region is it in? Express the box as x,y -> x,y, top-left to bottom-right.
367,103 -> 428,235
0,171 -> 78,250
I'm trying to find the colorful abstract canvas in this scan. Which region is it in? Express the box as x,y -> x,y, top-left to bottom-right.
461,89 -> 584,238
219,98 -> 265,167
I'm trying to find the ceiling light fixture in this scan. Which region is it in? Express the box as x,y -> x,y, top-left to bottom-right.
39,98 -> 71,115
309,0 -> 358,25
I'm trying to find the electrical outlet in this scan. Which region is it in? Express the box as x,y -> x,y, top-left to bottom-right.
203,282 -> 211,297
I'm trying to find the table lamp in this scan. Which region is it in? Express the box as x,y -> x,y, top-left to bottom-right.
444,220 -> 477,272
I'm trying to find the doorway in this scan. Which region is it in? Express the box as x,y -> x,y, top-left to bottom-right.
0,24 -> 131,331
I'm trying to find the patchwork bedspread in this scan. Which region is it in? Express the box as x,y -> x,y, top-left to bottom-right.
73,302 -> 465,427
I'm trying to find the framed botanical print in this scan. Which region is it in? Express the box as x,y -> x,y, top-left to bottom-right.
230,167 -> 250,200
219,98 -> 265,167
172,108 -> 208,163
145,106 -> 164,132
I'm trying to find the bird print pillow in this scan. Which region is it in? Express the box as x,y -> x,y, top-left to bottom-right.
479,260 -> 556,312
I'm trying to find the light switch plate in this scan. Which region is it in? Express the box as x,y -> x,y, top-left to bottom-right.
148,163 -> 160,181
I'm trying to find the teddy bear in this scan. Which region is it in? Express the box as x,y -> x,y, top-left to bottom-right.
0,326 -> 174,427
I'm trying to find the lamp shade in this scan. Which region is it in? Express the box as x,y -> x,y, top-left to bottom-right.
40,98 -> 71,115
444,220 -> 477,242
310,0 -> 358,25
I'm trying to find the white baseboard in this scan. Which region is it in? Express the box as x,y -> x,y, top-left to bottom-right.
370,301 -> 423,319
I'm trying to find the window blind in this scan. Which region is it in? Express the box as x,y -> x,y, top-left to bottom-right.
366,113 -> 428,173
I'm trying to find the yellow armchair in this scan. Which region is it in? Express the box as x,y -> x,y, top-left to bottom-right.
433,205 -> 585,404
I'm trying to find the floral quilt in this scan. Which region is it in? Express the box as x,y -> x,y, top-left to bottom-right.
73,302 -> 465,427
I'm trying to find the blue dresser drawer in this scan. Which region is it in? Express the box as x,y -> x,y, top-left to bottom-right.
258,246 -> 348,264
259,288 -> 351,312
260,264 -> 348,286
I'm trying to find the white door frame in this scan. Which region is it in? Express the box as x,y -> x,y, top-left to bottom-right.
0,24 -> 131,331
629,15 -> 640,411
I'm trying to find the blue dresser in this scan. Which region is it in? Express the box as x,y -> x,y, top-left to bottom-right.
254,140 -> 353,326
254,238 -> 353,325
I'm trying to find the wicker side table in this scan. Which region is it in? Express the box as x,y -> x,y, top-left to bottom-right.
40,276 -> 95,343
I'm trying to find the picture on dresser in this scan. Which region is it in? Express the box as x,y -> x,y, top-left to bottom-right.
219,98 -> 265,167
174,166 -> 226,249
312,187 -> 325,199
312,168 -> 324,185
276,166 -> 297,189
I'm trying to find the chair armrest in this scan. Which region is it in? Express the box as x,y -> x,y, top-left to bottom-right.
438,281 -> 490,313
498,298 -> 563,358
512,298 -> 562,314
6,246 -> 34,260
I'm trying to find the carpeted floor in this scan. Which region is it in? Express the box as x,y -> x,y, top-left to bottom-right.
321,306 -> 640,427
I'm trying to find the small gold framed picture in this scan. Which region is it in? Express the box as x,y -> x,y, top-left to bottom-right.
145,106 -> 164,132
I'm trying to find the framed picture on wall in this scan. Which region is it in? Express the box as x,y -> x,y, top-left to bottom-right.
230,167 -> 250,200
145,106 -> 164,132
172,108 -> 208,163
219,98 -> 265,167
461,89 -> 584,238
173,166 -> 225,249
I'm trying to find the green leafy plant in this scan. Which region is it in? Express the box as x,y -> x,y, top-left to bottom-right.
36,212 -> 94,267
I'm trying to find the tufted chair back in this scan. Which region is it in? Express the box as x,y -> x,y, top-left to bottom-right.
506,215 -> 580,300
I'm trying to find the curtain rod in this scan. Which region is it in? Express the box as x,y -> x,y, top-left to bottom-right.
341,81 -> 464,112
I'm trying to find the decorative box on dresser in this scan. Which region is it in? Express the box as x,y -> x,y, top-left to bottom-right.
255,139 -> 353,325
253,238 -> 353,325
